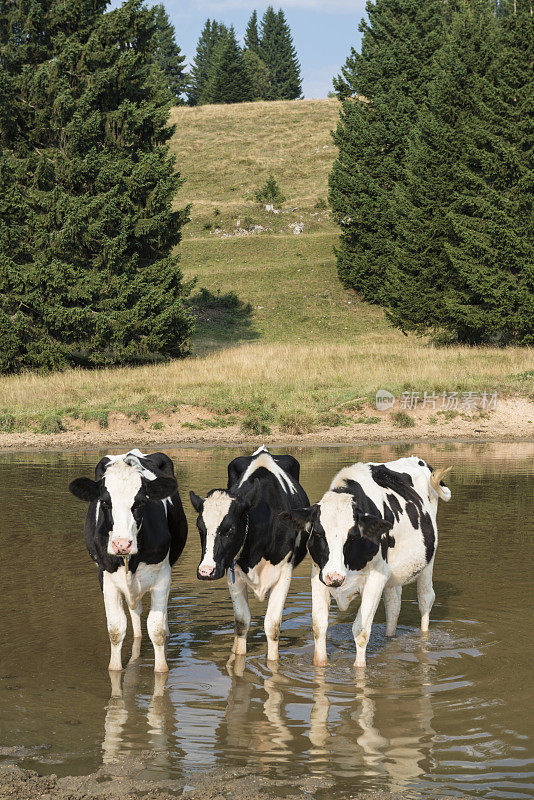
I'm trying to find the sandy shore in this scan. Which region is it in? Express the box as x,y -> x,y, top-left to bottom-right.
0,397 -> 532,452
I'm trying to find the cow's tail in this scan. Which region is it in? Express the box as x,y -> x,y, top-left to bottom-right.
430,466 -> 452,502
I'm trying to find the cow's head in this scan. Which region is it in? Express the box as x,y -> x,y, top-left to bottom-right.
69,460 -> 176,556
189,480 -> 260,580
284,491 -> 393,588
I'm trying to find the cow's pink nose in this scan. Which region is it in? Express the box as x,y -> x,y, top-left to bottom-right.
324,572 -> 345,587
112,539 -> 133,555
198,564 -> 214,577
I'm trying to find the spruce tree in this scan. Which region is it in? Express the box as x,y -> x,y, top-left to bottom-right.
188,19 -> 229,106
384,0 -> 534,344
328,0 -> 452,300
244,10 -> 260,53
153,4 -> 188,104
0,0 -> 192,372
259,7 -> 302,100
203,27 -> 253,104
243,50 -> 271,100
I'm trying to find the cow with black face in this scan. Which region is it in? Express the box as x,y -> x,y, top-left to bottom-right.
189,446 -> 310,661
284,456 -> 452,667
68,449 -> 188,672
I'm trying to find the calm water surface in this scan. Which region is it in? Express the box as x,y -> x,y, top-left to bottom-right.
0,442 -> 533,798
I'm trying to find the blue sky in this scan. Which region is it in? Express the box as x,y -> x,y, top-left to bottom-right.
153,1 -> 368,98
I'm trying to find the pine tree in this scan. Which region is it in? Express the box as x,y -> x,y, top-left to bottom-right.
243,50 -> 271,100
328,0 -> 452,300
188,19 -> 229,106
0,0 -> 192,373
497,0 -> 534,257
153,4 -> 188,104
244,10 -> 260,53
384,0 -> 534,344
259,7 -> 302,100
203,27 -> 253,104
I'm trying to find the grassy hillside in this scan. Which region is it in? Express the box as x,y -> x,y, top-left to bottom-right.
172,97 -> 394,350
0,99 -> 532,437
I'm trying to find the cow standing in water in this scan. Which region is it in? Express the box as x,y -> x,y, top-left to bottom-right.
189,446 -> 310,661
284,457 -> 451,667
68,450 -> 188,672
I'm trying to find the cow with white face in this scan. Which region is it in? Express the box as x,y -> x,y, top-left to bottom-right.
190,446 -> 310,661
284,457 -> 451,668
68,450 -> 188,672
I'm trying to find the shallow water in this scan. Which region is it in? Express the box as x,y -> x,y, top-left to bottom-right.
0,442 -> 533,798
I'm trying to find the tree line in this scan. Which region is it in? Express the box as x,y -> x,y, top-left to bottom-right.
153,6 -> 302,105
329,0 -> 533,344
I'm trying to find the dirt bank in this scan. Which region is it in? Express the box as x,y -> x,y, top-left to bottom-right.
0,397 -> 532,451
0,762 -> 478,800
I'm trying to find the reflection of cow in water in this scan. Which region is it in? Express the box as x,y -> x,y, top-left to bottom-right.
69,450 -> 188,672
190,446 -> 309,660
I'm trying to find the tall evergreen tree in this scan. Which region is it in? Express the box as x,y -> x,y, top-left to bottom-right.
203,26 -> 253,104
188,19 -> 229,106
328,0 -> 453,300
244,9 -> 260,53
0,0 -> 192,372
259,7 -> 302,100
153,4 -> 188,104
384,0 -> 534,344
243,50 -> 271,100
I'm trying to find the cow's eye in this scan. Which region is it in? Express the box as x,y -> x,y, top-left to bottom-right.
101,501 -> 110,511
220,526 -> 234,537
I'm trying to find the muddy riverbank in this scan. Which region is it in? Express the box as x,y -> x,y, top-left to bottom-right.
0,762 -> 478,800
0,396 -> 532,451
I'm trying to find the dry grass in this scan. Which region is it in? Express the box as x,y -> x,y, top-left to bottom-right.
169,98 -> 339,220
1,342 -> 532,424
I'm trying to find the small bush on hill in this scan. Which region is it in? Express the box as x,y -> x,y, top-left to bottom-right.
254,175 -> 286,206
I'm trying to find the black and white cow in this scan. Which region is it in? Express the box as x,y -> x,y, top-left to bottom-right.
189,446 -> 310,661
284,457 -> 451,667
68,449 -> 188,672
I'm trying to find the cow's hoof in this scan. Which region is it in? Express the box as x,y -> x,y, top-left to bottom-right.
313,655 -> 328,667
353,659 -> 366,669
108,664 -> 123,672
154,664 -> 169,674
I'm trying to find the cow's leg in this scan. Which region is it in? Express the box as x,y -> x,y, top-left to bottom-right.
103,572 -> 127,672
264,563 -> 292,661
353,570 -> 388,668
129,600 -> 142,641
384,585 -> 402,637
417,560 -> 435,633
311,564 -> 331,667
228,570 -> 250,656
147,561 -> 172,673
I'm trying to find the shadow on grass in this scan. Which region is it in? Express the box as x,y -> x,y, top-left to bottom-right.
188,288 -> 259,353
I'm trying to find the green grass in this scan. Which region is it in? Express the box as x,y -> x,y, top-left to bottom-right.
181,233 -> 391,350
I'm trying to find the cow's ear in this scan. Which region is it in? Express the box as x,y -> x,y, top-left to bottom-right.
280,504 -> 319,531
145,476 -> 177,500
357,513 -> 393,544
189,490 -> 204,513
69,477 -> 100,502
238,478 -> 260,509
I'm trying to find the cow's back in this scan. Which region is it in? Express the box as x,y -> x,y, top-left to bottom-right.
330,457 -> 438,584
